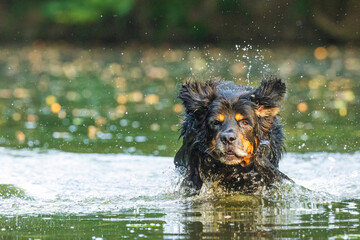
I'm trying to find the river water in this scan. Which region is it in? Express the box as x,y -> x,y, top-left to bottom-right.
1,45 -> 360,238
1,148 -> 359,239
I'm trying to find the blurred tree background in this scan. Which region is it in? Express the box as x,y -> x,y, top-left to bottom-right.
0,0 -> 359,44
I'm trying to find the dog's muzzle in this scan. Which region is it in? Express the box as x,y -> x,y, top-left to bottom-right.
216,132 -> 253,167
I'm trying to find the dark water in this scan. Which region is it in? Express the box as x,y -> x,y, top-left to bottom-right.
0,45 -> 360,239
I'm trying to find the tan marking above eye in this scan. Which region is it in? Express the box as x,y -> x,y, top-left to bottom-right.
235,113 -> 244,121
217,114 -> 225,122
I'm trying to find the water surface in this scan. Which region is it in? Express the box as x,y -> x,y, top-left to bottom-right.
1,148 -> 359,239
1,45 -> 359,239
0,45 -> 359,154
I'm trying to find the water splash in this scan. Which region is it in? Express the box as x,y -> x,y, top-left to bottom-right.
0,148 -> 359,215
197,44 -> 276,85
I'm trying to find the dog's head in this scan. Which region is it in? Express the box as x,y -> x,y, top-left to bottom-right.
179,79 -> 286,168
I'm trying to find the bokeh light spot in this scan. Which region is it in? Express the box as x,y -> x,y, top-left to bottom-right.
13,88 -> 29,98
173,104 -> 183,113
117,105 -> 127,117
145,94 -> 159,105
116,94 -> 128,105
58,110 -> 67,119
314,47 -> 327,60
339,107 -> 347,117
27,114 -> 38,122
12,113 -> 21,121
171,124 -> 178,131
231,62 -> 245,76
16,131 -> 25,144
343,90 -> 355,102
128,91 -> 143,102
51,103 -> 61,113
146,67 -> 168,79
150,123 -> 160,131
46,95 -> 57,105
88,126 -> 97,139
0,89 -> 11,98
95,117 -> 107,126
297,102 -> 308,112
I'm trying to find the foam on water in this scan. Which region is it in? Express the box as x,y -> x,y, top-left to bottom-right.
0,147 -> 360,216
281,152 -> 360,199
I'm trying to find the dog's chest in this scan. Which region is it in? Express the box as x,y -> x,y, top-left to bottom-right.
199,160 -> 267,193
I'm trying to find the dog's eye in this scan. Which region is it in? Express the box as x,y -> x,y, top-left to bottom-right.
214,120 -> 222,126
239,120 -> 249,126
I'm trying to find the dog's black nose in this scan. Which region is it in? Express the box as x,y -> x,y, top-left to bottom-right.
220,132 -> 237,144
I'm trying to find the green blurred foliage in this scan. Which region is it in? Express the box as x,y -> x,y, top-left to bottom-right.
42,0 -> 134,23
0,0 -> 359,44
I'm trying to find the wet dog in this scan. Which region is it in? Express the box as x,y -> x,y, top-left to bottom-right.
175,78 -> 291,193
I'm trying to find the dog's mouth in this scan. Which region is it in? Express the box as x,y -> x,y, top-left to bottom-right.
220,149 -> 252,167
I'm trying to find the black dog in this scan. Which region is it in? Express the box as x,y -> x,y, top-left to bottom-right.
175,78 -> 291,193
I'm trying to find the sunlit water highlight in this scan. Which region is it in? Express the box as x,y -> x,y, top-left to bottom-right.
1,148 -> 360,238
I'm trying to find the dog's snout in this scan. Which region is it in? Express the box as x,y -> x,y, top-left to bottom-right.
220,132 -> 237,144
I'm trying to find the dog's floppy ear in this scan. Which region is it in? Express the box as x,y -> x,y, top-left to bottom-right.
251,78 -> 286,117
178,80 -> 217,114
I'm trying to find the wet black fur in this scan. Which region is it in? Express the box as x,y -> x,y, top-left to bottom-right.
175,78 -> 291,193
